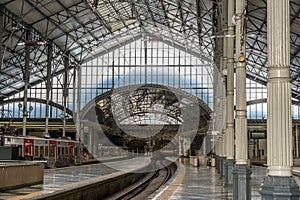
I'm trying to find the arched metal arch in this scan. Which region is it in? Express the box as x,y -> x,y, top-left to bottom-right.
0,97 -> 73,116
81,84 -> 212,126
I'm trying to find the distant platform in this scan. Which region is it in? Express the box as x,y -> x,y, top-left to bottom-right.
0,157 -> 151,200
0,161 -> 43,192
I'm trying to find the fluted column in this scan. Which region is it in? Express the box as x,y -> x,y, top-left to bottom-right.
232,0 -> 251,199
267,81 -> 292,175
221,11 -> 228,178
224,0 -> 235,187
266,0 -> 292,178
260,0 -> 300,198
225,0 -> 234,162
234,2 -> 248,166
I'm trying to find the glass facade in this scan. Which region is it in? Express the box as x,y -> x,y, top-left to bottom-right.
1,38 -> 300,120
1,71 -> 75,119
246,79 -> 267,119
77,38 -> 215,110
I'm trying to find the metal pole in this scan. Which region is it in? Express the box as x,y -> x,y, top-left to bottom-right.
72,67 -> 76,119
76,66 -> 82,141
63,53 -> 69,138
45,42 -> 52,137
22,30 -> 31,137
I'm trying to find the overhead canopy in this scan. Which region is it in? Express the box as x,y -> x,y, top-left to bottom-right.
1,0 -> 300,99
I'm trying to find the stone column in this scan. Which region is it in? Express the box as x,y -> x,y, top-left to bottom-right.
232,0 -> 251,199
214,0 -> 224,174
218,47 -> 225,176
225,0 -> 235,186
221,42 -> 228,176
220,0 -> 228,180
260,0 -> 300,198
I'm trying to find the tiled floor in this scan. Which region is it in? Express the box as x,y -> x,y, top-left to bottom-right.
168,165 -> 266,200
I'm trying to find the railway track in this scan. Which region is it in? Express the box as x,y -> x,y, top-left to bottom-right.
105,159 -> 176,200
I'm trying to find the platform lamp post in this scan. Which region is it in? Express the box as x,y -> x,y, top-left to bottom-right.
18,103 -> 33,136
62,52 -> 69,139
18,30 -> 46,136
59,113 -> 69,139
45,42 -> 52,138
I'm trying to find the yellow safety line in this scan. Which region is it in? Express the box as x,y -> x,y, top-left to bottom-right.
154,161 -> 186,200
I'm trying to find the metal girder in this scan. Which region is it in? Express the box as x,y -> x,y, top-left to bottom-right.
0,5 -> 80,98
0,97 -> 73,116
1,0 -> 300,102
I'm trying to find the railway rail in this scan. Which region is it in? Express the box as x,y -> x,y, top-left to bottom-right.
105,159 -> 176,200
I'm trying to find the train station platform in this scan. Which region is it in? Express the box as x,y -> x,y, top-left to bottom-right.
2,157 -> 300,199
154,162 -> 300,199
0,157 -> 151,200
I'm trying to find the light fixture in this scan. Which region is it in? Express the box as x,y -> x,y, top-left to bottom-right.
238,53 -> 245,62
17,40 -> 47,46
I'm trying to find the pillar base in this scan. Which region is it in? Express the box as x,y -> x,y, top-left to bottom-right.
260,176 -> 300,200
225,159 -> 234,186
219,156 -> 224,176
221,157 -> 227,179
233,164 -> 251,200
215,155 -> 220,173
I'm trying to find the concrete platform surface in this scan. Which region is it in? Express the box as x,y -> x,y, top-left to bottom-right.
0,157 -> 151,200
